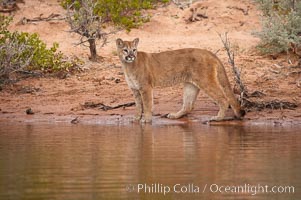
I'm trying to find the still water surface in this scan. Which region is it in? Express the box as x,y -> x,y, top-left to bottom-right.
0,124 -> 300,200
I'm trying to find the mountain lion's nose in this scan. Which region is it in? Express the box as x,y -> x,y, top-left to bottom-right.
126,55 -> 135,61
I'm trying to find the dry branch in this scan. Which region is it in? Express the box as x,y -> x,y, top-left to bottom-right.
243,99 -> 298,111
219,32 -> 298,112
219,32 -> 247,102
227,6 -> 249,15
65,0 -> 110,61
16,13 -> 65,25
83,102 -> 135,111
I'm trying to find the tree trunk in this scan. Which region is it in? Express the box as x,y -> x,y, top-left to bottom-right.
88,39 -> 97,61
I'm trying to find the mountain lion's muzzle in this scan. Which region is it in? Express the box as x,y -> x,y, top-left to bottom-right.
125,54 -> 136,62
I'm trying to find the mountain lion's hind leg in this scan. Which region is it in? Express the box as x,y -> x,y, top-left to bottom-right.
167,82 -> 200,119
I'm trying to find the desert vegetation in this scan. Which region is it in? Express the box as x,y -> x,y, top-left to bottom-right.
0,15 -> 82,84
61,0 -> 170,30
254,0 -> 301,55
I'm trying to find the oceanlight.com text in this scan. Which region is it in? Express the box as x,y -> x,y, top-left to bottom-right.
125,183 -> 295,196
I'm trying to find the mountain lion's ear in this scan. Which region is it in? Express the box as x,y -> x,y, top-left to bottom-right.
116,38 -> 124,48
133,38 -> 139,47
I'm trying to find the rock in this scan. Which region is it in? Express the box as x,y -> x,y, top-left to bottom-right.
71,117 -> 79,124
26,108 -> 34,115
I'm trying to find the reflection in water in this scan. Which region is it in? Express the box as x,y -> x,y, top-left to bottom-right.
0,124 -> 300,200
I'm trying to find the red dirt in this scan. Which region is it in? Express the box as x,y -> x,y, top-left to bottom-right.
1,0 -> 300,125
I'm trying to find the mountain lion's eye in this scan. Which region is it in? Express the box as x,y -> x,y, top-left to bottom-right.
133,49 -> 137,52
123,49 -> 128,54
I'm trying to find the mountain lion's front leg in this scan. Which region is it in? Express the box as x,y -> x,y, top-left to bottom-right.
140,88 -> 153,123
132,89 -> 143,121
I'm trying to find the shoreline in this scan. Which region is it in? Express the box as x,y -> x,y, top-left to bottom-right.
1,112 -> 301,127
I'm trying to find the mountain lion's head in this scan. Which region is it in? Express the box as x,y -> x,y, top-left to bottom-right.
116,38 -> 139,63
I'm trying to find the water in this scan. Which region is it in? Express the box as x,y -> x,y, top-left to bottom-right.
0,123 -> 300,200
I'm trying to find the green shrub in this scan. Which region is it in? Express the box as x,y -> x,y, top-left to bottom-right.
254,0 -> 301,54
0,15 -> 79,84
61,0 -> 169,30
0,15 -> 11,39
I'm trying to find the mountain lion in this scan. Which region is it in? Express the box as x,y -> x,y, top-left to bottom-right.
116,38 -> 245,123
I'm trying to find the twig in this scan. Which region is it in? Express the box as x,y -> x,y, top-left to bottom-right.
243,99 -> 298,111
218,32 -> 247,103
17,70 -> 42,77
83,102 -> 135,111
16,13 -> 65,25
214,49 -> 221,55
227,6 -> 249,15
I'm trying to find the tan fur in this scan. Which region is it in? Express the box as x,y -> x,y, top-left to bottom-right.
116,38 -> 245,123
